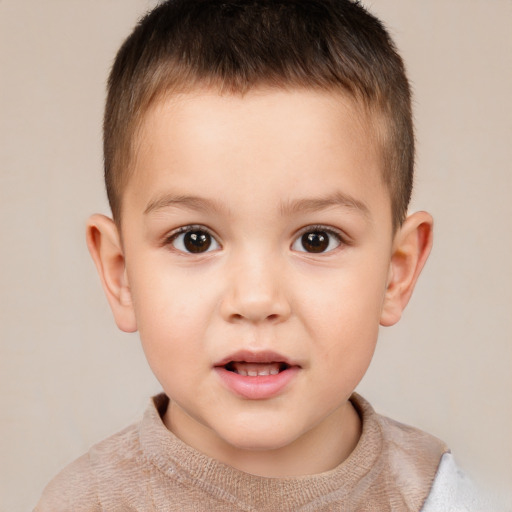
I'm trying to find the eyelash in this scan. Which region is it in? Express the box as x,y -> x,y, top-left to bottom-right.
163,224 -> 346,254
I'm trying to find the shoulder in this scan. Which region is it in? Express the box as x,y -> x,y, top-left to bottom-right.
35,423 -> 141,512
352,394 -> 449,485
374,408 -> 448,455
35,451 -> 101,512
348,394 -> 449,510
352,394 -> 449,458
376,413 -> 450,505
421,453 -> 510,512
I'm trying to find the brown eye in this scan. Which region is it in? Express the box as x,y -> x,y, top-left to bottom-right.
292,228 -> 342,253
301,231 -> 329,253
184,231 -> 211,253
170,228 -> 220,254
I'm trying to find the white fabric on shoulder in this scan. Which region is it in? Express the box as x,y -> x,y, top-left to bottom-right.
421,453 -> 509,512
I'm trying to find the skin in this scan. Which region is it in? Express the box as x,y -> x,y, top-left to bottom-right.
87,89 -> 433,478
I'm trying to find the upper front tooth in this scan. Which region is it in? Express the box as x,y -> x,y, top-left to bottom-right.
232,362 -> 282,376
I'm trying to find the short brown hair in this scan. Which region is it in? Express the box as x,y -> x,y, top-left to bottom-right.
104,0 -> 414,229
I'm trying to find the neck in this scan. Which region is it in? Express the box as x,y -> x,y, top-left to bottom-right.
164,399 -> 361,478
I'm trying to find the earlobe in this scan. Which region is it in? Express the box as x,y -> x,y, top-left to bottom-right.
380,211 -> 433,327
86,214 -> 137,333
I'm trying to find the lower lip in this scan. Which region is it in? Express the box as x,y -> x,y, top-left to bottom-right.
214,367 -> 300,400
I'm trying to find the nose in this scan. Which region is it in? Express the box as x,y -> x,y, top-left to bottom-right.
220,251 -> 291,324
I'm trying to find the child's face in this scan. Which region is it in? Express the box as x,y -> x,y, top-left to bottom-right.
108,89 -> 413,471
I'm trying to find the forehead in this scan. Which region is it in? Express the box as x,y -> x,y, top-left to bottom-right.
124,88 -> 389,224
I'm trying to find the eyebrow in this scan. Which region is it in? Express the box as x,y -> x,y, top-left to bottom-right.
144,194 -> 227,215
278,191 -> 371,219
144,190 -> 370,219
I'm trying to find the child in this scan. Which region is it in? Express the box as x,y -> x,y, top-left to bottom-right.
36,0 -> 493,510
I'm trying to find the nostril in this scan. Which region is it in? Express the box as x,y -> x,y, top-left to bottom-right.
227,312 -> 283,323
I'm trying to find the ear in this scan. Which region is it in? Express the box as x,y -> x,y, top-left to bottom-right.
86,214 -> 137,333
380,211 -> 433,327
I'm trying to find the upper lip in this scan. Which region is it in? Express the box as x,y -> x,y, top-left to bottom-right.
214,350 -> 300,368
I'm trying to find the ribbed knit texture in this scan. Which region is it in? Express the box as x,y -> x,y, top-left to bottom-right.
35,393 -> 448,511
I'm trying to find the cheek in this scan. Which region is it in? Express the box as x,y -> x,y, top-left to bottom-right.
127,268 -> 214,368
298,263 -> 388,329
129,254 -> 212,322
297,264 -> 386,372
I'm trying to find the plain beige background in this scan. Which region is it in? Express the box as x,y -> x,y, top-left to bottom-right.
1,1 -> 511,510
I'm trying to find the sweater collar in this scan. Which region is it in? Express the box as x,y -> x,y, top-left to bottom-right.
139,392 -> 447,511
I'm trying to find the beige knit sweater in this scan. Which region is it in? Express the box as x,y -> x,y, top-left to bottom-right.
35,393 -> 448,511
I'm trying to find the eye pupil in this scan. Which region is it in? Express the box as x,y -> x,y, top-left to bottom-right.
301,231 -> 329,253
184,231 -> 211,253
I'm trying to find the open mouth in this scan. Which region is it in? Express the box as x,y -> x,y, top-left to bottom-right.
224,361 -> 291,377
214,351 -> 300,399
